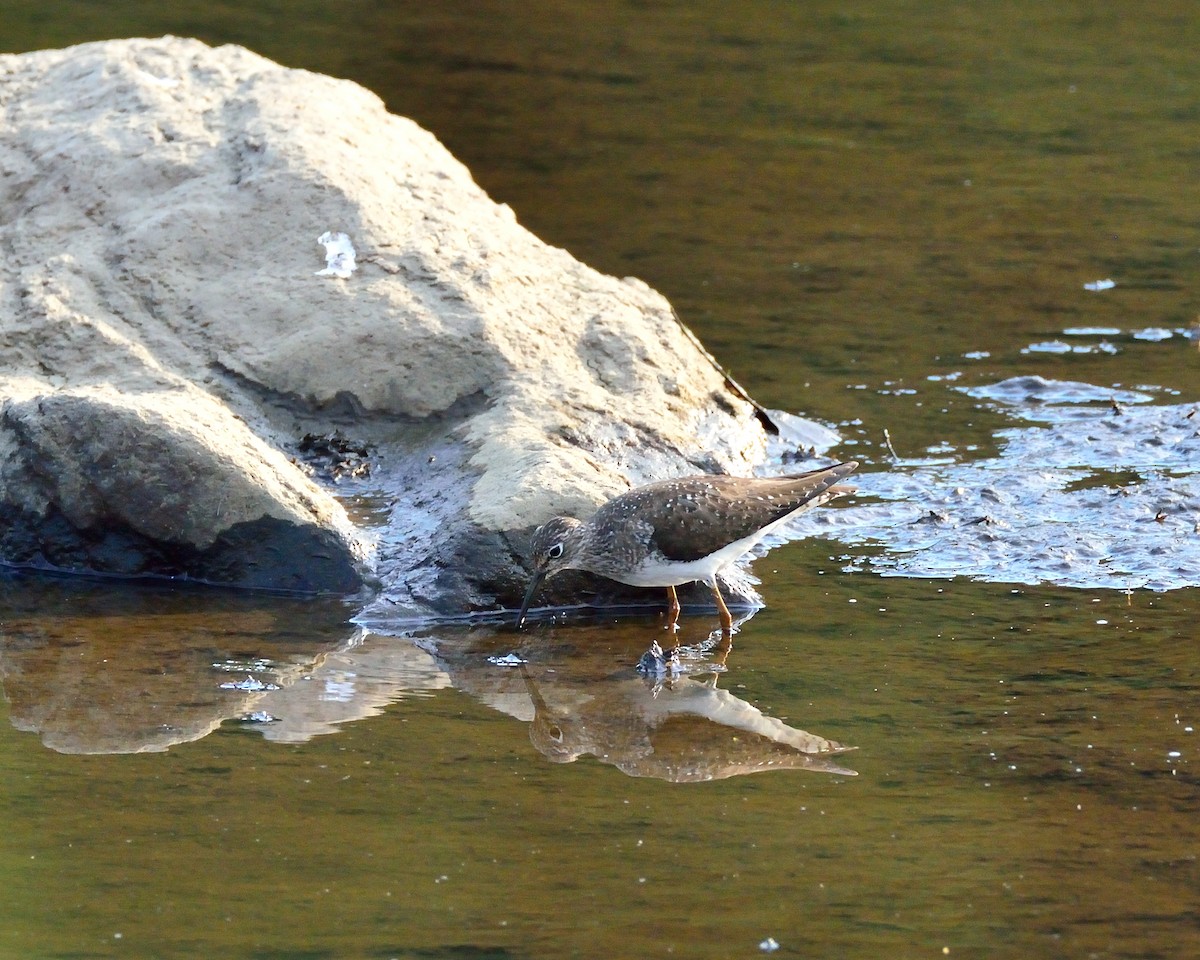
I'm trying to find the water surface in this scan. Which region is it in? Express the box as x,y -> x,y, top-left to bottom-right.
3,2 -> 1199,957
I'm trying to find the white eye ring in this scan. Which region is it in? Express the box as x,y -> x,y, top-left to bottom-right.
547,542 -> 565,560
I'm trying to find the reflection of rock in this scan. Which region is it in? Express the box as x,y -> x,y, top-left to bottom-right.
0,582 -> 857,777
250,641 -> 450,744
0,580 -> 356,754
0,37 -> 841,613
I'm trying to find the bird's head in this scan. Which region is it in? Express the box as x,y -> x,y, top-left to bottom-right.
516,516 -> 584,626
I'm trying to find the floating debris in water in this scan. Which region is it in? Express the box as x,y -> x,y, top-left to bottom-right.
1132,327 -> 1173,342
1023,341 -> 1071,354
212,658 -> 274,673
240,711 -> 279,724
961,376 -> 1152,406
963,350 -> 991,360
759,937 -> 781,953
487,653 -> 527,667
636,640 -> 683,680
1022,340 -> 1118,355
219,676 -> 280,692
1063,326 -> 1121,336
1083,278 -> 1116,291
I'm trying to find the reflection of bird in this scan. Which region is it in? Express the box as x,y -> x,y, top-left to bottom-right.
519,665 -> 858,782
517,462 -> 858,630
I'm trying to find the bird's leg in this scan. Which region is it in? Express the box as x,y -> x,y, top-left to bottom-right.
710,581 -> 733,636
664,584 -> 681,630
662,584 -> 683,660
712,628 -> 734,669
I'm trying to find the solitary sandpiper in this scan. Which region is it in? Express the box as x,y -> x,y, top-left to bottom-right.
516,461 -> 858,631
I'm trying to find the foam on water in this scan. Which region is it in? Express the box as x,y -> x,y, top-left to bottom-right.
795,377 -> 1200,591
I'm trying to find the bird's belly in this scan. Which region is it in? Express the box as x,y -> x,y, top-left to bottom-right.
612,532 -> 768,587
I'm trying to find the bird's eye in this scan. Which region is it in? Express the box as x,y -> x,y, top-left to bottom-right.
546,542 -> 565,560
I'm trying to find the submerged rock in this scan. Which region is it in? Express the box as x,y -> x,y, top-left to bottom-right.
0,37 -> 829,612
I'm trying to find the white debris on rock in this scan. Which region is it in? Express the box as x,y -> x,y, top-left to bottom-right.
315,231 -> 358,279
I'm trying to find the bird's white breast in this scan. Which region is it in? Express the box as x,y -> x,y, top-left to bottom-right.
618,528 -> 775,587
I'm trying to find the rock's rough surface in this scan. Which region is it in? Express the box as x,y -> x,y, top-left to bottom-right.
0,385 -> 363,591
0,37 -> 816,613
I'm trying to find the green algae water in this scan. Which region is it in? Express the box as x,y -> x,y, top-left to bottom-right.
3,2 -> 1199,957
2,573 -> 1196,958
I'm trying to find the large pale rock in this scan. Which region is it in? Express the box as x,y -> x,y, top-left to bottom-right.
0,37 -> 822,614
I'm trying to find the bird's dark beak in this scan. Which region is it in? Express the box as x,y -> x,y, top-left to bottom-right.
516,570 -> 545,628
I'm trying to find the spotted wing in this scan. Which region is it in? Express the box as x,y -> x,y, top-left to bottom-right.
597,462 -> 857,564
